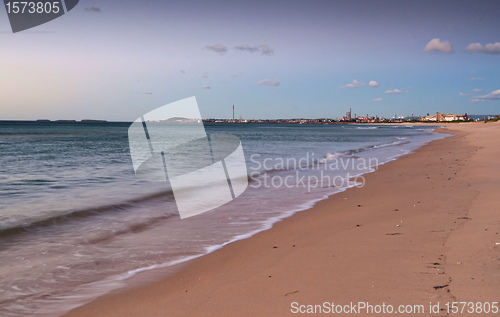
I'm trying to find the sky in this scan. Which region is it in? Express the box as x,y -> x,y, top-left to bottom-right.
1,0 -> 499,120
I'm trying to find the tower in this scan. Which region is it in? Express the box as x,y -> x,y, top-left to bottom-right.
346,108 -> 352,121
233,105 -> 235,121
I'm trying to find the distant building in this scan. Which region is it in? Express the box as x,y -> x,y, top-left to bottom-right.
420,112 -> 469,122
341,108 -> 354,122
355,115 -> 376,123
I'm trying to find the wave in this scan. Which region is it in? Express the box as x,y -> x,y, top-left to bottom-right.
0,189 -> 177,239
323,139 -> 409,159
249,138 -> 409,177
371,140 -> 409,149
80,214 -> 174,245
0,136 -> 412,239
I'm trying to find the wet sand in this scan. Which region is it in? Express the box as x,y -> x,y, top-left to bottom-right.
64,122 -> 500,317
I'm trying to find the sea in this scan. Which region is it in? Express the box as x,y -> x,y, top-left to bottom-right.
0,121 -> 448,316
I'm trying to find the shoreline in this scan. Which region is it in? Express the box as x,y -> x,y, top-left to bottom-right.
63,122 -> 499,317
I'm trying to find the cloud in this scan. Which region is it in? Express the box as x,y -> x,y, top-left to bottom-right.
424,38 -> 453,54
205,43 -> 228,55
458,92 -> 470,96
469,77 -> 484,81
202,85 -> 211,90
472,88 -> 489,92
372,98 -> 383,102
473,89 -> 500,101
234,44 -> 259,53
180,70 -> 185,74
201,72 -> 208,79
234,44 -> 274,55
256,78 -> 280,87
385,89 -> 403,94
465,43 -> 483,53
84,7 -> 101,13
259,44 -> 274,55
340,79 -> 365,89
465,42 -> 500,54
340,79 -> 379,89
230,73 -> 242,77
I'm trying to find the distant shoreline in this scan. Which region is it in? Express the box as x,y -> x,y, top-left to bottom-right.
0,120 -> 130,124
1,119 -> 495,125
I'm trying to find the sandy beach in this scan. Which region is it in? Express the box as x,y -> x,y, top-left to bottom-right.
64,122 -> 500,317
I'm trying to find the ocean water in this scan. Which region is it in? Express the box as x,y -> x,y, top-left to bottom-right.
0,121 -> 447,316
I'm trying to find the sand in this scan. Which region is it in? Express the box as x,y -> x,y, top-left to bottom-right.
64,122 -> 500,317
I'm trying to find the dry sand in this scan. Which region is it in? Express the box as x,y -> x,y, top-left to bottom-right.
64,122 -> 500,317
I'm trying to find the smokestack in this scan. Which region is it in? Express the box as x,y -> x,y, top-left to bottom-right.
233,105 -> 235,121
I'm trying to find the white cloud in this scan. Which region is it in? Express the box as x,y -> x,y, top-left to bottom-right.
473,89 -> 500,101
234,44 -> 274,55
472,88 -> 489,92
469,77 -> 484,81
458,92 -> 470,96
205,43 -> 227,55
372,98 -> 383,102
340,79 -> 365,89
256,78 -> 280,87
465,43 -> 483,53
465,42 -> 500,54
234,44 -> 259,53
202,85 -> 211,89
259,44 -> 274,55
340,79 -> 379,89
385,89 -> 403,94
482,42 -> 500,54
424,38 -> 453,54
